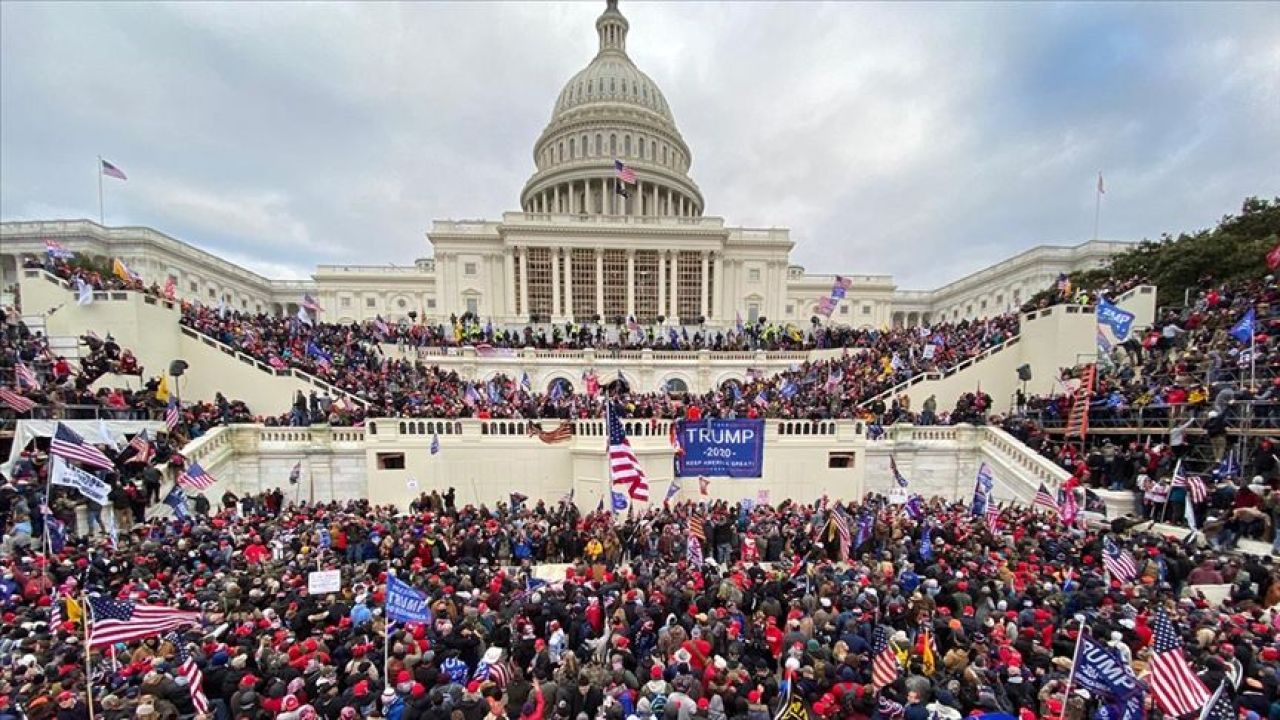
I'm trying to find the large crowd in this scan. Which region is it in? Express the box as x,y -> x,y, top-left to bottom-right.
2,488 -> 1278,720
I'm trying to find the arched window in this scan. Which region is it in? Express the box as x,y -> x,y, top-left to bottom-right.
664,377 -> 689,394
587,80 -> 594,95
581,135 -> 588,157
621,79 -> 627,94
638,138 -> 645,158
595,134 -> 602,156
610,134 -> 617,156
624,135 -> 631,156
558,142 -> 564,162
662,145 -> 667,164
569,138 -> 575,159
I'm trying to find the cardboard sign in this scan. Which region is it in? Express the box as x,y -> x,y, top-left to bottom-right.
308,569 -> 341,594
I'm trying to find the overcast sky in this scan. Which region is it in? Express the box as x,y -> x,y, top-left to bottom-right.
2,2 -> 1277,289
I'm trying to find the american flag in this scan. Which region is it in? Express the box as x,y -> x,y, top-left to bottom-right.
162,275 -> 176,300
474,656 -> 511,688
831,508 -> 851,558
985,502 -> 1001,533
15,362 -> 40,389
1171,461 -> 1207,504
100,158 -> 128,180
50,422 -> 114,470
124,431 -> 155,465
607,405 -> 648,501
614,159 -> 636,184
1034,483 -> 1060,514
1198,680 -> 1236,720
1102,536 -> 1138,583
528,421 -> 573,444
890,455 -> 909,487
45,238 -> 75,259
0,387 -> 36,413
302,294 -> 322,312
871,625 -> 899,688
177,461 -> 216,491
166,633 -> 210,716
86,595 -> 200,648
688,513 -> 706,541
165,398 -> 181,431
1150,609 -> 1211,718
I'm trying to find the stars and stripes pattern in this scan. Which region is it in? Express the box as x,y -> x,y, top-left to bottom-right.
985,502 -> 1001,533
688,513 -> 706,541
1198,680 -> 1236,720
86,595 -> 201,648
176,461 -> 216,491
100,158 -> 128,180
687,534 -> 703,565
50,422 -> 115,470
889,455 -> 909,487
1171,461 -> 1208,504
15,362 -> 40,389
1034,483 -> 1060,514
473,657 -> 511,687
607,404 -> 648,501
0,387 -> 36,413
1102,536 -> 1138,583
124,431 -> 154,465
831,508 -> 851,558
166,633 -> 210,716
302,294 -> 323,312
871,625 -> 899,688
45,238 -> 75,259
165,398 -> 180,431
528,421 -> 574,444
1150,609 -> 1211,718
614,159 -> 636,184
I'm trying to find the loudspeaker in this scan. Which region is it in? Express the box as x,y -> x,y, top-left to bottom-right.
169,359 -> 189,377
1016,364 -> 1032,382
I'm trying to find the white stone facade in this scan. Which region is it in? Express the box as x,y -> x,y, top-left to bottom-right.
0,1 -> 1132,329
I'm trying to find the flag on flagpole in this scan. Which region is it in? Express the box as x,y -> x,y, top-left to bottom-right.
831,508 -> 851,558
614,159 -> 637,184
288,461 -> 302,485
1229,308 -> 1255,344
112,258 -> 141,283
15,362 -> 40,390
45,239 -> 75,259
1102,536 -> 1138,583
871,626 -> 899,688
176,462 -> 216,491
100,159 -> 128,180
50,422 -> 115,470
607,404 -> 649,501
889,455 -> 909,487
165,397 -> 180,431
1034,483 -> 1060,514
166,633 -> 210,716
1097,172 -> 1105,194
87,596 -> 200,647
1150,609 -> 1211,717
665,478 -> 681,502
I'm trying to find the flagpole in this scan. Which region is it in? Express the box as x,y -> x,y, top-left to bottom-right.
1093,173 -> 1102,240
83,593 -> 97,720
1061,623 -> 1087,720
97,156 -> 104,225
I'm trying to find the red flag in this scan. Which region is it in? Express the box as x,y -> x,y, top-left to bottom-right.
1267,241 -> 1280,271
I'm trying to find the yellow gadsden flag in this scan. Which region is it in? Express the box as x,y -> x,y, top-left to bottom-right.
112,258 -> 139,283
156,375 -> 170,403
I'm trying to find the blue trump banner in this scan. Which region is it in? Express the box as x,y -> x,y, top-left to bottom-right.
386,575 -> 432,624
674,419 -> 765,478
1096,300 -> 1136,341
1073,632 -> 1145,706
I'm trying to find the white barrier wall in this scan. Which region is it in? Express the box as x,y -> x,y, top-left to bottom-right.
180,420 -> 1068,513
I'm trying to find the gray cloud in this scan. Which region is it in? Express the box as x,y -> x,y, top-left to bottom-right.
2,1 -> 1277,288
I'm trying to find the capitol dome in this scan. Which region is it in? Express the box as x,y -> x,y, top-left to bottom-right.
521,0 -> 704,218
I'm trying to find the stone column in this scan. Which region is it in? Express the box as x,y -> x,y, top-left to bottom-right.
564,249 -> 575,321
554,185 -> 560,214
657,250 -> 667,319
595,247 -> 604,320
652,183 -> 659,218
626,249 -> 635,317
518,248 -> 529,319
503,248 -> 515,317
700,251 -> 710,319
551,246 -> 562,318
669,251 -> 679,319
712,252 -> 724,322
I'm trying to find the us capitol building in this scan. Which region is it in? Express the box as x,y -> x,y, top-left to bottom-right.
0,1 -> 1129,330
